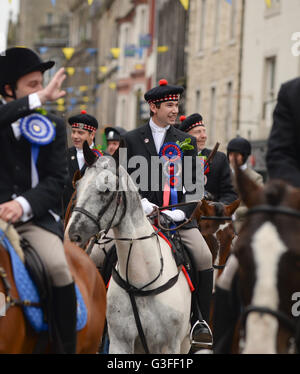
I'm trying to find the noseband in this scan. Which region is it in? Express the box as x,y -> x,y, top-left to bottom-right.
242,204 -> 300,350
73,190 -> 126,235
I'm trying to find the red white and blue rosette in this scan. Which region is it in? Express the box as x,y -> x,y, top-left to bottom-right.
92,148 -> 104,158
159,142 -> 183,208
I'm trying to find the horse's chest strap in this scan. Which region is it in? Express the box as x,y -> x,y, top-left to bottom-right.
111,267 -> 180,297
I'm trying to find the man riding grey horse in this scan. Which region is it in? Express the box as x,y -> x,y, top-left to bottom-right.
123,79 -> 214,350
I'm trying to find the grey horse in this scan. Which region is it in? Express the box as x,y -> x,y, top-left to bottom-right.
67,143 -> 191,354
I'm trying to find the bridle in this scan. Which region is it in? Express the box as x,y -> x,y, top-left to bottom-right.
241,204 -> 300,352
71,180 -> 183,354
73,190 -> 126,237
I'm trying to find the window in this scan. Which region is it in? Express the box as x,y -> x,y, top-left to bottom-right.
262,56 -> 276,127
119,23 -> 131,75
225,81 -> 233,140
198,0 -> 206,52
47,13 -> 53,25
213,0 -> 221,48
209,86 -> 217,141
195,89 -> 201,112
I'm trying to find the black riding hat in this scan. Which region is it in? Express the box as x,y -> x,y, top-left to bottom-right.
105,126 -> 127,141
0,47 -> 55,97
227,137 -> 251,162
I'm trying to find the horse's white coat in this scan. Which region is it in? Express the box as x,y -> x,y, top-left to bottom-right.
68,159 -> 192,354
243,222 -> 287,354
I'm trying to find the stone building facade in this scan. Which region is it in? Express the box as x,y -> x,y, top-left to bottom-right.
186,0 -> 244,151
239,0 -> 300,175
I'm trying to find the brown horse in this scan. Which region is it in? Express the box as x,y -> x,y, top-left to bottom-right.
0,224 -> 106,354
193,199 -> 239,330
194,199 -> 240,276
228,166 -> 300,354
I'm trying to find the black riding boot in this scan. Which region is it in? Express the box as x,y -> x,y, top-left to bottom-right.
52,282 -> 77,354
190,268 -> 214,351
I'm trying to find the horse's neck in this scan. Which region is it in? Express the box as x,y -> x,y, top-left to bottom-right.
112,199 -> 175,287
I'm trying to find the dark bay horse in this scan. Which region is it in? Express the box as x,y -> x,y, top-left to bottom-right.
230,166 -> 300,354
0,221 -> 106,353
194,199 -> 240,278
193,199 -> 239,329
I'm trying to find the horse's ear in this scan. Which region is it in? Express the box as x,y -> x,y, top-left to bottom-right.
112,138 -> 127,168
233,156 -> 263,208
224,199 -> 240,216
83,140 -> 97,166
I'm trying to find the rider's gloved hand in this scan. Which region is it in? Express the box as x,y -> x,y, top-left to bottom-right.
161,209 -> 186,222
141,198 -> 158,215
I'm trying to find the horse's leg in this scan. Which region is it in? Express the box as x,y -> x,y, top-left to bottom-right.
108,329 -> 134,354
65,240 -> 106,354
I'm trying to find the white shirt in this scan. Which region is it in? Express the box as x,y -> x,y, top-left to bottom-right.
76,149 -> 85,170
149,118 -> 170,153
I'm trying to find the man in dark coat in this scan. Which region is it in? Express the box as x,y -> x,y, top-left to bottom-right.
124,79 -> 213,350
179,113 -> 237,204
266,77 -> 300,186
62,110 -> 98,215
0,47 -> 76,353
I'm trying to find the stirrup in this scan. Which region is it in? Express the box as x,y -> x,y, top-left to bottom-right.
190,320 -> 213,349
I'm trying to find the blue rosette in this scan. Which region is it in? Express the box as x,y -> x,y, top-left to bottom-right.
20,113 -> 56,146
20,113 -> 56,164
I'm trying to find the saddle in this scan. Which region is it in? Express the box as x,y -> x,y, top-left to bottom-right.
0,228 -> 87,347
21,240 -> 54,327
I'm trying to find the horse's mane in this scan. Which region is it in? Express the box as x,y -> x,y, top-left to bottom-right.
0,219 -> 24,263
264,180 -> 288,206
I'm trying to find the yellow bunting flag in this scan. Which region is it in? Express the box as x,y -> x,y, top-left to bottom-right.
87,0 -> 94,5
135,64 -> 144,70
66,67 -> 75,76
99,66 -> 108,73
56,98 -> 65,106
57,105 -> 65,112
79,85 -> 88,92
109,82 -> 116,90
157,46 -> 169,53
83,96 -> 90,103
62,47 -> 75,60
179,0 -> 189,11
8,0 -> 12,3
110,48 -> 121,59
265,0 -> 272,8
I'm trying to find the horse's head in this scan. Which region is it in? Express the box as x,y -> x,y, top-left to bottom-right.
233,164 -> 300,354
67,142 -> 134,248
195,199 -> 239,235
